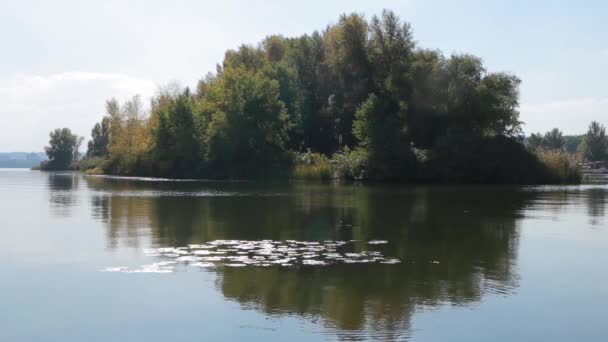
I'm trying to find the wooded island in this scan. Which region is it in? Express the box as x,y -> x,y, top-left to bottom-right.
39,10 -> 608,184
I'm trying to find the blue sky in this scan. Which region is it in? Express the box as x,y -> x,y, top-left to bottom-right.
1,0 -> 606,151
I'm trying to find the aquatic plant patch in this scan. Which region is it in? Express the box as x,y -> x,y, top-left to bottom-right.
102,239 -> 401,273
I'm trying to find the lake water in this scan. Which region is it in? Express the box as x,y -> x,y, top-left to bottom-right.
1,169 -> 607,341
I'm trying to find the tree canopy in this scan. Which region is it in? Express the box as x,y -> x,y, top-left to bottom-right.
72,9 -> 581,184
44,128 -> 82,170
581,121 -> 608,162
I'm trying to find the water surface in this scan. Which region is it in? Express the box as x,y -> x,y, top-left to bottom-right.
1,169 -> 607,341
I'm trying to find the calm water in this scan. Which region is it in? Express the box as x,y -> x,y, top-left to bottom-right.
1,169 -> 607,341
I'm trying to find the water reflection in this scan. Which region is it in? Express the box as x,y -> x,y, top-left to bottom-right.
586,189 -> 606,226
47,172 -> 80,217
84,177 -> 538,337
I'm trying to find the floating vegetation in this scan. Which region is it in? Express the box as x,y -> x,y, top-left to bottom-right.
102,239 -> 401,273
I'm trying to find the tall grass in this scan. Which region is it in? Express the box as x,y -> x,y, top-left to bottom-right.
536,149 -> 581,184
292,151 -> 332,180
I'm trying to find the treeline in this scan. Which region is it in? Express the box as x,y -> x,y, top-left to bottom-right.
525,122 -> 608,182
44,10 -> 584,183
528,122 -> 608,162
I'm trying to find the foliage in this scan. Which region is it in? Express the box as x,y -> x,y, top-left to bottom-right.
79,156 -> 108,173
527,128 -> 566,151
581,121 -> 608,161
563,135 -> 584,154
527,133 -> 544,150
422,135 -> 549,184
105,96 -> 155,175
69,9 -> 581,184
535,149 -> 581,184
151,87 -> 200,177
354,94 -> 416,180
542,128 -> 565,150
87,117 -> 110,157
42,128 -> 82,170
292,150 -> 332,180
331,147 -> 368,181
198,65 -> 291,178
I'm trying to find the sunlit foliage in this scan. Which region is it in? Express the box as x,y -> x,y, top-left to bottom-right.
74,9 -> 583,183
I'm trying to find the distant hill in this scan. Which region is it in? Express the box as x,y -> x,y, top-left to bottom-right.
0,152 -> 47,168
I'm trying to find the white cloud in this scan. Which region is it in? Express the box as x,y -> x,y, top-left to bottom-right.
520,97 -> 608,135
0,72 -> 156,151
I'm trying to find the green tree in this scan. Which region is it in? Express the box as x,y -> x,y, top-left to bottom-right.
44,128 -> 82,170
542,128 -> 565,150
285,32 -> 333,153
87,117 -> 110,157
368,9 -> 414,98
563,135 -> 584,154
323,13 -> 374,150
527,133 -> 544,150
74,9 -> 573,183
582,121 -> 608,161
527,129 -> 566,151
199,66 -> 290,177
152,87 -> 199,177
354,94 -> 414,179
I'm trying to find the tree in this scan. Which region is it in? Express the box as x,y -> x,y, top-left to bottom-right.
106,96 -> 154,174
408,51 -> 522,149
527,128 -> 565,151
527,133 -> 544,150
323,13 -> 374,150
542,128 -> 565,150
368,9 -> 414,98
72,10 -> 569,183
199,66 -> 290,177
582,121 -> 608,161
563,135 -> 584,154
353,94 -> 415,179
285,32 -> 333,153
87,116 -> 110,157
151,87 -> 199,177
44,128 -> 82,170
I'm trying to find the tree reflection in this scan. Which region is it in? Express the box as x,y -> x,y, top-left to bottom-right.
85,178 -> 532,336
46,172 -> 80,217
213,186 -> 525,337
586,188 -> 606,226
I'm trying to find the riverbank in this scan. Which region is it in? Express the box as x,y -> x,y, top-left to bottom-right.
58,144 -> 580,185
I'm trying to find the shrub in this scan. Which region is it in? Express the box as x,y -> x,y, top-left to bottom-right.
292,151 -> 332,180
536,149 -> 581,184
331,147 -> 368,181
36,159 -> 80,171
85,167 -> 105,175
79,157 -> 108,172
422,135 -> 555,184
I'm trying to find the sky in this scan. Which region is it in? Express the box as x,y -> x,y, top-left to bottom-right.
1,0 -> 607,151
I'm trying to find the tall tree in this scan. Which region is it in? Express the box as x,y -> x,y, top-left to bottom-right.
44,128 -> 82,170
87,117 -> 110,157
323,13 -> 374,150
106,96 -> 154,174
200,66 -> 289,177
582,121 -> 608,161
542,128 -> 565,150
368,9 -> 414,98
527,133 -> 544,150
286,32 -> 333,153
152,87 -> 199,177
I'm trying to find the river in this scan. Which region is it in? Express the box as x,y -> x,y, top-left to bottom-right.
1,169 -> 607,341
